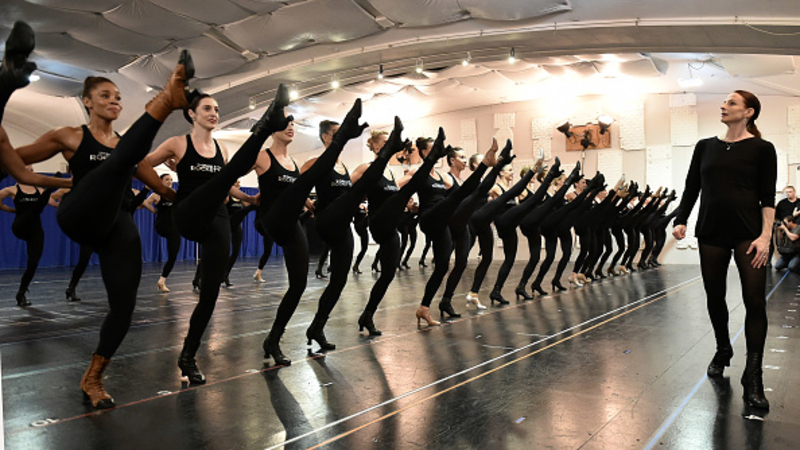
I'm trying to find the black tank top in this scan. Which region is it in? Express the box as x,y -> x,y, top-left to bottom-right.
418,171 -> 447,213
446,172 -> 461,195
176,135 -> 224,201
367,169 -> 397,212
69,125 -> 133,207
258,148 -> 299,214
315,163 -> 352,212
13,185 -> 41,215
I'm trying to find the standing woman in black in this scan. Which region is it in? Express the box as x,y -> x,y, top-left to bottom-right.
0,174 -> 55,306
145,89 -> 285,383
16,52 -> 197,408
673,90 -> 776,410
142,173 -> 181,292
257,100 -> 367,365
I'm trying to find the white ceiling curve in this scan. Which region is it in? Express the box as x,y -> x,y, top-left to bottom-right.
1,0 -> 800,142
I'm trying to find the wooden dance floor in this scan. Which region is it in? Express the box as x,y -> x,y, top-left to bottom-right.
1,258 -> 798,449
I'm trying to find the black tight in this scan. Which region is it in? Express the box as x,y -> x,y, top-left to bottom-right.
420,236 -> 432,264
400,216 -> 418,266
698,241 -> 767,354
638,227 -> 654,265
443,227 -> 471,298
469,224 -> 494,293
13,222 -> 43,294
552,228 -> 574,283
95,212 -> 142,358
594,228 -> 613,274
270,222 -> 308,332
572,227 -> 593,274
156,219 -> 181,278
353,214 -> 369,270
518,231 -> 541,287
226,206 -> 254,278
610,226 -> 626,268
363,231 -> 400,314
70,244 -> 93,289
622,226 -> 639,268
492,229 -> 518,291
255,220 -> 274,270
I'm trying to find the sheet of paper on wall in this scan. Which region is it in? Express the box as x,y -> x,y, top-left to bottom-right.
494,112 -> 515,129
460,140 -> 478,154
788,132 -> 800,164
571,100 -> 602,126
670,105 -> 698,146
597,150 -> 624,185
646,146 -> 672,190
461,118 -> 477,141
620,102 -> 645,150
788,104 -> 800,129
531,118 -> 552,140
777,148 -> 788,190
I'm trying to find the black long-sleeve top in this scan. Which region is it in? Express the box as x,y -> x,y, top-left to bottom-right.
675,137 -> 777,240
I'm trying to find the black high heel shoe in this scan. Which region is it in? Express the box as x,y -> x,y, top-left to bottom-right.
315,269 -> 328,279
637,262 -> 649,271
263,331 -> 291,366
65,286 -> 82,302
352,264 -> 362,274
418,259 -> 428,268
222,276 -> 233,287
16,289 -> 30,307
489,287 -> 509,305
192,279 -> 201,291
551,281 -> 567,292
741,352 -> 769,410
438,297 -> 462,320
593,271 -> 607,280
371,262 -> 381,273
358,312 -> 382,336
530,283 -> 548,296
402,261 -> 411,269
515,285 -> 533,301
707,345 -> 733,377
178,353 -> 206,385
306,317 -> 335,351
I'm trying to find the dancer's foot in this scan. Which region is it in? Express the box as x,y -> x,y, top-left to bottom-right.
145,49 -> 200,122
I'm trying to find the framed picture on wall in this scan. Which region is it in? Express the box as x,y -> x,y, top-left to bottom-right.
565,124 -> 612,151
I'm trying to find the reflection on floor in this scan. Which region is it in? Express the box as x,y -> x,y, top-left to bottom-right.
1,258 -> 797,449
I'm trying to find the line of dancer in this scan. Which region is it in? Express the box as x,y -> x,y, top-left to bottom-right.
3,20 -> 773,412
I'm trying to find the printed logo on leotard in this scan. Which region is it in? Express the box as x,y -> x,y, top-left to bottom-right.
89,152 -> 111,161
190,163 -> 222,173
431,183 -> 446,190
383,185 -> 398,192
17,197 -> 37,203
331,179 -> 352,188
278,174 -> 297,184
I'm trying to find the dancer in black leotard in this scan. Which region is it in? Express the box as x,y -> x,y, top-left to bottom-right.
360,127 -> 448,328
352,206 -> 369,273
17,51 -> 197,408
311,120 -> 341,279
300,120 -> 357,349
257,99 -> 367,366
0,174 -> 55,306
673,90 -> 776,409
142,173 -> 181,292
441,140 -> 508,310
147,88 -> 287,383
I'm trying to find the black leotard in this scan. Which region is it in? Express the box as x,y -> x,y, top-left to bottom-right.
315,164 -> 351,213
258,149 -> 299,215
418,172 -> 447,213
176,135 -> 224,201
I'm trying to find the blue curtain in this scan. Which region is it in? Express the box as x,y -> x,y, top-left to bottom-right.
0,176 -> 282,270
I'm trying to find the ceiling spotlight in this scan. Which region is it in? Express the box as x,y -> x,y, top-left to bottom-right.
331,75 -> 340,89
556,120 -> 572,138
462,52 -> 471,66
145,86 -> 153,92
415,58 -> 424,74
508,47 -> 516,64
28,74 -> 40,82
677,77 -> 703,88
248,96 -> 256,110
598,115 -> 614,134
378,64 -> 384,80
289,87 -> 299,100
